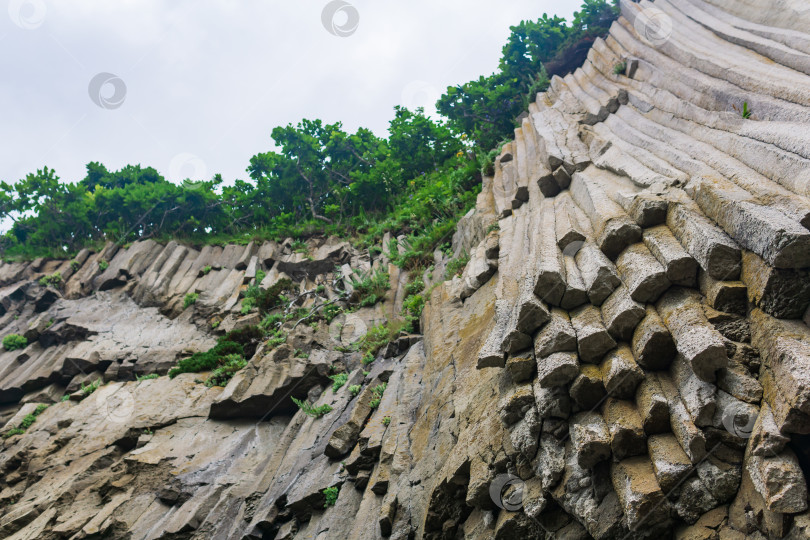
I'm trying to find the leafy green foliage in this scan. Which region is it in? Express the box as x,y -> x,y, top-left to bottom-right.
444,250 -> 470,279
613,62 -> 626,75
38,272 -> 62,288
98,260 -> 109,271
323,486 -> 339,508
81,379 -> 102,396
202,265 -> 212,275
3,334 -> 27,351
349,384 -> 362,397
168,340 -> 245,378
350,270 -> 389,307
437,1 -> 618,151
329,372 -> 348,392
292,397 -> 333,418
382,416 -> 391,426
136,373 -> 159,381
70,260 -> 80,271
183,292 -> 199,310
742,101 -> 751,119
369,383 -> 387,409
204,354 -> 247,387
323,304 -> 342,323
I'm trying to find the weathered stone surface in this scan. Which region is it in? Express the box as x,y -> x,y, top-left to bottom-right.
632,305 -> 677,370
570,305 -> 616,363
536,351 -> 579,388
643,225 -> 699,288
603,398 -> 645,460
636,375 -> 670,435
506,349 -> 535,382
570,411 -> 611,469
601,284 -> 646,341
657,288 -> 728,382
534,308 -> 577,358
570,364 -> 606,410
648,433 -> 693,494
616,243 -> 671,303
600,345 -> 644,399
611,456 -> 671,529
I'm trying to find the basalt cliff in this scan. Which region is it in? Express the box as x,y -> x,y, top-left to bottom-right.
3,0 -> 810,538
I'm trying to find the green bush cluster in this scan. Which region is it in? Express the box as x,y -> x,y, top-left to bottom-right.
169,325 -> 263,378
350,270 -> 389,307
81,379 -> 102,396
323,486 -> 339,508
349,384 -> 362,397
2,404 -> 49,438
136,373 -> 159,381
444,250 -> 470,280
329,372 -> 348,392
369,383 -> 387,409
292,397 -> 333,418
2,334 -> 27,351
38,272 -> 62,288
98,260 -> 109,271
204,354 -> 247,387
183,292 -> 199,310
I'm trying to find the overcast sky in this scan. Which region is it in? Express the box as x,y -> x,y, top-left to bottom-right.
1,0 -> 582,187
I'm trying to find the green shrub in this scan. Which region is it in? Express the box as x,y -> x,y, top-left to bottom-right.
369,383 -> 387,409
202,265 -> 212,274
60,395 -> 70,402
444,250 -> 469,279
323,304 -> 342,323
382,416 -> 391,426
292,397 -> 332,418
205,354 -> 247,387
183,292 -> 199,310
323,486 -> 339,508
38,272 -> 62,288
362,352 -> 375,365
3,334 -> 27,351
99,260 -> 109,271
70,260 -> 80,271
81,379 -> 102,396
136,373 -> 159,381
329,373 -> 348,392
349,384 -> 361,397
255,269 -> 266,284
241,297 -> 256,314
292,239 -> 308,253
404,277 -> 424,297
168,340 -> 244,378
3,403 -> 49,438
613,61 -> 626,75
486,222 -> 500,233
266,329 -> 286,349
351,270 -> 389,307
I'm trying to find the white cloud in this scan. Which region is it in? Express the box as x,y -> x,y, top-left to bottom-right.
0,0 -> 582,186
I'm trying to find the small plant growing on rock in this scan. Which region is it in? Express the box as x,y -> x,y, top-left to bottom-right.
323,486 -> 339,508
349,384 -> 361,397
613,61 -> 626,75
382,416 -> 391,426
240,297 -> 256,314
3,334 -> 27,351
70,260 -> 80,271
61,395 -> 70,402
291,239 -> 308,254
266,329 -> 286,349
136,373 -> 159,381
329,373 -> 348,392
486,222 -> 500,234
3,404 -> 49,438
183,292 -> 199,310
81,379 -> 102,396
256,269 -> 266,284
205,354 -> 247,387
350,270 -> 390,307
444,250 -> 469,280
323,304 -> 342,323
369,383 -> 387,409
291,397 -> 332,418
38,272 -> 62,288
202,265 -> 212,275
98,260 -> 109,271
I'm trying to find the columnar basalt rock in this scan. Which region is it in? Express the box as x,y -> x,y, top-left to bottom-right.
2,0 -> 810,538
